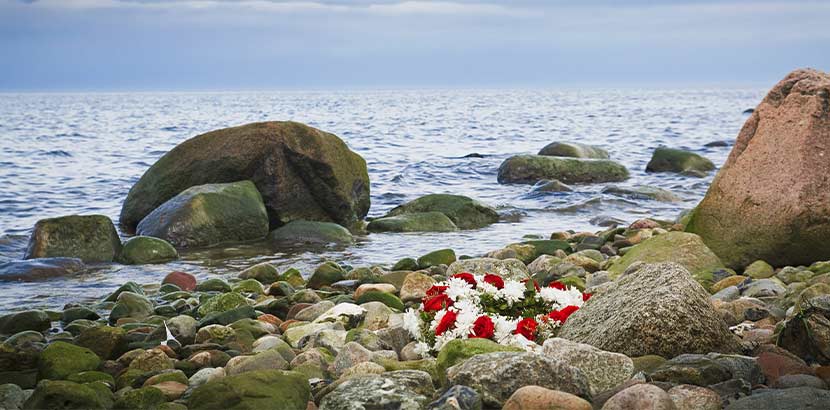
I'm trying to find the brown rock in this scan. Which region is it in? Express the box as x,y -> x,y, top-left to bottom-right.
151,381 -> 187,401
162,271 -> 196,291
687,68 -> 830,269
354,283 -> 397,301
755,344 -> 814,384
502,386 -> 592,410
601,384 -> 677,410
667,384 -> 721,410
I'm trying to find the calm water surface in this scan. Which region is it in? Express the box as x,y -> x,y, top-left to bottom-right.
0,89 -> 762,312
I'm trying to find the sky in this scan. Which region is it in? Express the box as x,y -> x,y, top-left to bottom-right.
0,0 -> 829,91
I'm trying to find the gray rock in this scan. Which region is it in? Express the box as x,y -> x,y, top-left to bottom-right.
269,220 -> 354,245
319,375 -> 430,410
712,286 -> 741,302
331,342 -> 373,377
224,350 -> 288,375
725,387 -> 830,410
648,354 -> 732,386
428,385 -> 482,410
741,279 -> 787,298
668,384 -> 722,410
0,258 -> 85,282
538,141 -> 609,159
543,338 -> 634,395
558,262 -> 742,358
0,383 -> 26,410
601,383 -> 676,410
602,185 -> 682,202
24,214 -> 121,263
772,374 -> 828,390
446,258 -> 530,281
446,352 -> 591,408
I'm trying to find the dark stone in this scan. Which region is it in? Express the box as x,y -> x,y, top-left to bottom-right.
0,258 -> 85,282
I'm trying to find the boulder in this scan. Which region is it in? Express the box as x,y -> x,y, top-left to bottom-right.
24,215 -> 121,263
23,380 -> 112,410
446,352 -> 591,407
601,384 -> 676,410
543,338 -> 635,395
38,341 -> 101,380
238,263 -> 279,284
646,147 -> 715,175
367,212 -> 458,233
608,232 -> 724,278
120,121 -> 370,232
497,155 -> 629,185
724,386 -> 830,410
319,374 -> 431,410
136,180 -> 268,248
558,262 -> 741,358
437,338 -> 523,374
686,69 -> 830,268
538,142 -> 609,159
602,185 -> 682,202
417,249 -> 456,269
268,220 -> 353,245
503,386 -> 592,410
118,236 -> 178,264
383,194 -> 499,230
0,258 -> 84,282
188,369 -> 309,410
0,310 -> 50,335
446,258 -> 530,281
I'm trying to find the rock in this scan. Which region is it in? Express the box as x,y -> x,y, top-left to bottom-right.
76,326 -> 128,360
269,220 -> 354,245
446,258 -> 530,281
198,292 -> 249,317
649,354 -> 732,386
118,236 -> 178,264
646,147 -> 715,175
686,69 -> 830,268
307,261 -> 346,289
392,258 -> 419,271
667,384 -> 724,410
776,302 -> 830,365
428,385 -> 482,410
742,279 -> 786,298
188,369 -> 309,410
121,121 -> 370,232
724,386 -> 830,410
109,291 -> 154,323
437,338 -> 523,374
354,283 -> 396,301
0,310 -> 50,335
538,141 -> 609,159
0,383 -> 25,410
339,361 -> 385,379
601,384 -> 677,410
773,374 -> 828,389
382,194 -> 499,230
24,215 -> 121,263
446,352 -> 591,408
136,180 -> 269,248
237,262 -> 279,284
367,212 -> 458,233
503,386 -> 592,410
507,240 -> 571,264
0,258 -> 85,282
417,249 -> 456,269
151,381 -> 187,401
558,262 -> 741,358
602,185 -> 682,202
542,338 -> 635,395
531,179 -> 573,193
128,348 -> 174,373
225,350 -> 289,375
399,272 -> 435,302
38,341 -> 101,380
756,346 -> 815,384
497,155 -> 629,185
195,278 -> 231,293
23,380 -> 112,410
331,342 -> 373,377
113,386 -> 166,410
744,260 -> 775,279
319,374 -> 431,410
607,232 -> 724,278
162,271 -> 197,291
232,279 -> 265,295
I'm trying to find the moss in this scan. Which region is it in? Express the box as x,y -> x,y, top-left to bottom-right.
231,279 -> 265,294
67,371 -> 115,387
744,260 -> 775,279
23,380 -> 112,410
307,261 -> 345,289
281,268 -> 305,288
436,339 -> 522,376
417,248 -> 457,269
392,258 -> 419,271
355,291 -> 405,311
197,292 -> 248,317
113,386 -> 166,410
538,141 -> 609,159
238,262 -> 280,284
24,214 -> 122,263
607,232 -> 724,278
39,341 -> 101,380
269,220 -> 354,244
646,147 -> 715,174
196,278 -> 231,293
367,212 -> 458,233
118,236 -> 178,265
497,155 -> 629,185
187,370 -> 310,410
384,194 -> 499,230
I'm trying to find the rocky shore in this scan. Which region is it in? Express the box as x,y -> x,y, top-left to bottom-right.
1,69 -> 830,410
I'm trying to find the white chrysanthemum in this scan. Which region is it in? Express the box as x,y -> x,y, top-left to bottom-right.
539,286 -> 584,308
500,280 -> 526,305
413,342 -> 432,358
445,277 -> 475,301
432,333 -> 456,352
453,301 -> 481,338
476,280 -> 499,296
429,308 -> 447,331
402,308 -> 422,338
494,315 -> 519,343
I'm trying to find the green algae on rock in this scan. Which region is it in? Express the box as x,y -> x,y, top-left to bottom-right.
367,211 -> 458,233
118,236 -> 178,264
498,155 -> 629,185
538,141 -> 609,159
645,147 -> 715,175
269,220 -> 354,245
188,369 -> 310,410
383,194 -> 499,230
607,231 -> 724,278
24,214 -> 121,263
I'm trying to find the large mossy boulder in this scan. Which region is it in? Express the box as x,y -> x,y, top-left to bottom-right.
268,220 -> 353,245
646,147 -> 715,175
38,341 -> 101,380
382,194 -> 499,230
24,215 -> 121,263
23,380 -> 112,410
367,212 -> 458,233
187,369 -> 309,410
538,142 -> 609,159
136,180 -> 268,248
498,155 -> 629,185
0,258 -> 85,282
686,69 -> 830,269
608,232 -> 724,278
118,236 -> 178,264
0,310 -> 51,335
558,262 -> 741,358
120,121 -> 370,232
437,338 -> 523,373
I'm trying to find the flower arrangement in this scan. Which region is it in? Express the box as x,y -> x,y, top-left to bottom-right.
403,272 -> 590,356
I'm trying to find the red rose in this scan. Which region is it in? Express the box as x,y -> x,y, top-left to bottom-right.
425,285 -> 448,297
548,305 -> 579,323
549,281 -> 566,290
469,315 -> 495,339
582,293 -> 592,302
452,272 -> 477,287
423,293 -> 453,312
435,310 -> 457,336
483,274 -> 504,289
514,317 -> 538,341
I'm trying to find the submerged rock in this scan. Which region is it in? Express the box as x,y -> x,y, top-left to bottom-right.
137,180 -> 269,248
0,258 -> 85,282
498,155 -> 629,185
269,220 -> 354,245
686,69 -> 830,269
646,147 -> 715,175
558,262 -> 741,358
118,236 -> 178,264
538,141 -> 609,159
120,121 -> 370,231
24,214 -> 121,263
367,212 -> 458,233
602,185 -> 682,202
382,194 -> 499,230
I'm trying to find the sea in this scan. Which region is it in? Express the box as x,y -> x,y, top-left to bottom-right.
0,88 -> 763,313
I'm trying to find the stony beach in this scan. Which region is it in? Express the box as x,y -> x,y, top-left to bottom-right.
1,69 -> 830,410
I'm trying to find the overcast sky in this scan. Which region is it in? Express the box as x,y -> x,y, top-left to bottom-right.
1,0 -> 829,91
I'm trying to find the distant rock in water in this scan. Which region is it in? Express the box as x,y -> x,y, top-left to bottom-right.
136,181 -> 269,248
0,257 -> 84,282
269,220 -> 354,245
687,68 -> 830,269
538,142 -> 609,159
742,108 -> 755,114
367,212 -> 458,233
498,155 -> 629,185
531,179 -> 573,193
645,147 -> 715,176
119,121 -> 370,232
704,140 -> 733,148
381,194 -> 499,230
118,236 -> 178,265
602,185 -> 681,202
24,215 -> 121,263
461,153 -> 488,158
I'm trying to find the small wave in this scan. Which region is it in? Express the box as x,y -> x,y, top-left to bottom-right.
40,150 -> 72,157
